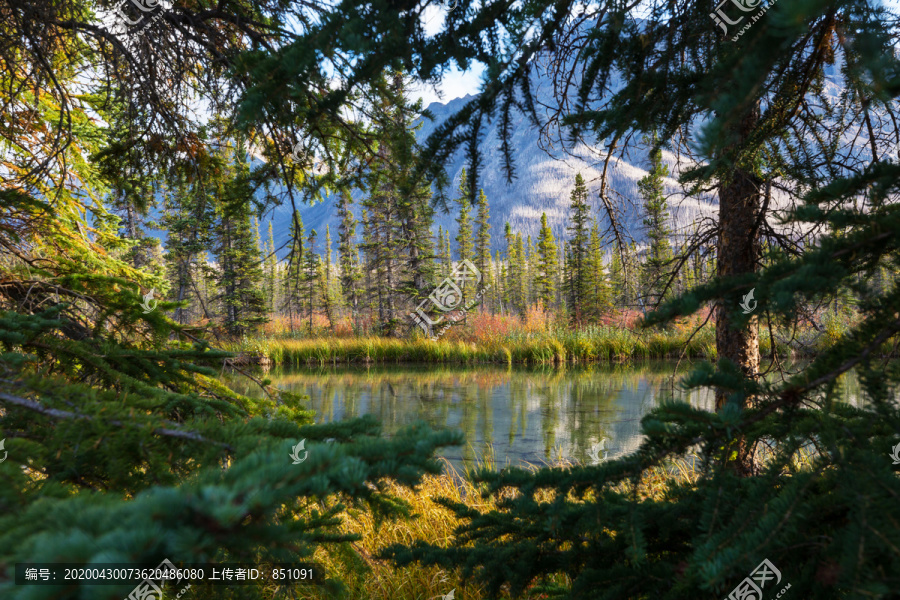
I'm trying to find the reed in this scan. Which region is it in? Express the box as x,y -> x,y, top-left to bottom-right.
226,307 -> 876,368
234,327 -> 714,367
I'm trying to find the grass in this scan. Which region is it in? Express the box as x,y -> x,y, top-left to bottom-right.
229,324 -> 717,367
225,305 -> 891,368
289,455 -> 697,600
283,443 -> 820,600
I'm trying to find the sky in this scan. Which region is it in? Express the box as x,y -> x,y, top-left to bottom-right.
410,0 -> 900,106
409,3 -> 485,106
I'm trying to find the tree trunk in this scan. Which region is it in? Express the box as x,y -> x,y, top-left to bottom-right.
715,105 -> 763,474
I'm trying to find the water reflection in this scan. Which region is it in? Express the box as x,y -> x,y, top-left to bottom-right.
224,362 -> 732,469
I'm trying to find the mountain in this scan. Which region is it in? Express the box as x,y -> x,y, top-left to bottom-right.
259,91 -> 718,258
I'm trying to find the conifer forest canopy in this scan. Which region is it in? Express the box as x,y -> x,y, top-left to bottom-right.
2,0 -> 900,599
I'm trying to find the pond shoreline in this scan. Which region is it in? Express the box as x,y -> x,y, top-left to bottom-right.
226,327 -> 885,368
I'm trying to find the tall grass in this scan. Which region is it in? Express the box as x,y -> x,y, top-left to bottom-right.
228,304 -> 881,367
232,324 -> 716,367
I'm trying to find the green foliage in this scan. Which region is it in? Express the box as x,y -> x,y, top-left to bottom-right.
639,140 -> 673,306
535,213 -> 558,307
566,173 -> 592,325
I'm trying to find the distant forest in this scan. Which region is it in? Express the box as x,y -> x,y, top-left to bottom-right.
143,126 -> 715,337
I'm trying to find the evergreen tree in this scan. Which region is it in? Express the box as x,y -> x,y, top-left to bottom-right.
474,188 -> 492,312
359,71 -> 436,336
322,225 -> 335,332
301,228 -> 320,335
534,213 -> 558,308
638,140 -> 673,306
212,137 -> 267,337
566,173 -> 591,325
284,211 -> 306,334
494,249 -> 504,315
503,223 -> 515,313
162,172 -> 216,325
585,221 -> 610,320
337,191 -> 361,328
455,170 -> 475,307
513,233 -> 527,316
264,221 -> 278,314
526,235 -> 536,307
443,229 -> 453,280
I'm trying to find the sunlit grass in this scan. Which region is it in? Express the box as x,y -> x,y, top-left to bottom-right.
276,440 -> 822,600
228,304 -> 890,368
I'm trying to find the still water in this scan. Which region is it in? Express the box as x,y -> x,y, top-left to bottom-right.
222,362 -> 860,470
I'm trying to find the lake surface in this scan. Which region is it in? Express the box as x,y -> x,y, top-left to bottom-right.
222,362 -> 863,470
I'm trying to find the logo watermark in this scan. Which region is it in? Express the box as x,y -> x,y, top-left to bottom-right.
290,142 -> 328,174
290,141 -> 306,164
587,438 -> 609,464
0,438 -> 6,463
890,442 -> 900,465
140,289 -> 158,314
710,0 -> 779,40
740,288 -> 757,314
111,0 -> 169,35
724,558 -> 788,600
411,259 -> 490,340
125,558 -> 188,600
290,440 -> 308,464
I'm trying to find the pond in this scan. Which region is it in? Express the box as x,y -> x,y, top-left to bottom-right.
221,362 -> 863,470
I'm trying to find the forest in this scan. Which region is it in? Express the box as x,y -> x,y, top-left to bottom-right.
2,1 -> 900,599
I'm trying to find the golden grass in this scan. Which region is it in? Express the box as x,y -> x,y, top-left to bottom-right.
280,442 -> 821,600
284,453 -> 710,600
293,460 -> 510,600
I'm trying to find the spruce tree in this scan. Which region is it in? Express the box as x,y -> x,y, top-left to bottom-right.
162,172 -> 216,325
284,211 -> 306,335
585,222 -> 610,320
474,188 -> 492,312
264,221 -> 278,315
535,213 -> 558,309
638,140 -> 673,307
514,233 -> 528,315
212,138 -> 267,337
566,173 -> 591,325
301,229 -> 320,335
442,229 -> 453,280
455,170 -> 475,311
337,191 -> 361,328
322,225 -> 335,332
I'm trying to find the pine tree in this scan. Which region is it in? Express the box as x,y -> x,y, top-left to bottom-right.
442,229 -> 453,280
503,223 -> 515,313
526,235 -> 536,307
211,137 -> 267,337
284,211 -> 306,334
534,213 -> 558,309
474,188 -> 492,312
264,221 -> 278,314
455,170 -> 475,308
337,191 -> 361,328
566,173 -> 591,325
301,229 -> 319,335
638,139 -> 673,307
513,233 -> 528,316
321,225 -> 335,332
585,221 -> 610,320
162,173 -> 216,325
494,249 -> 504,315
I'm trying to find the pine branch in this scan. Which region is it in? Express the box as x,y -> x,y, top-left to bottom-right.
0,388 -> 234,452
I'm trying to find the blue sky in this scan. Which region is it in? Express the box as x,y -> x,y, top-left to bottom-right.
410,3 -> 485,106
413,0 -> 900,106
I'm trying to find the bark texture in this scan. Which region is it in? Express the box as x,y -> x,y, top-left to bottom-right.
715,105 -> 762,412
